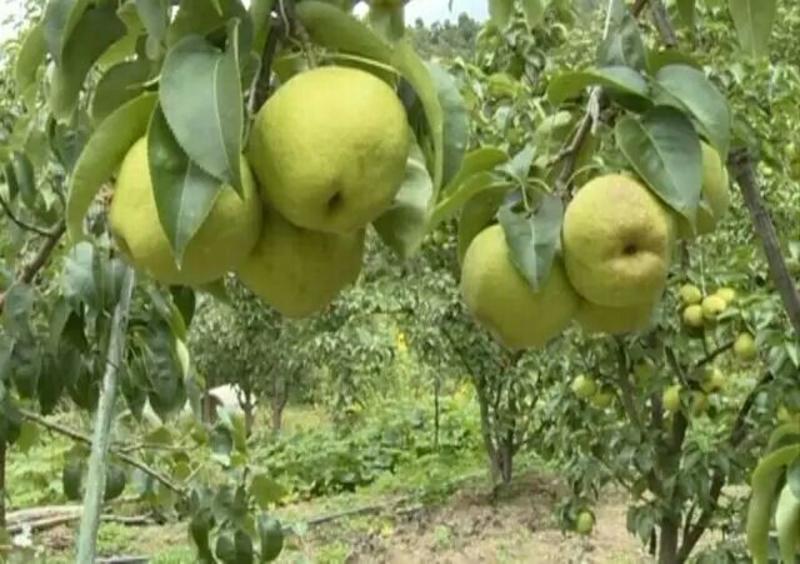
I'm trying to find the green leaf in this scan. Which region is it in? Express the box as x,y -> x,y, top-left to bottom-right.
190,509 -> 216,563
521,0 -> 546,28
250,0 -> 275,54
597,3 -> 646,71
373,140 -> 434,260
788,458 -> 800,501
39,353 -> 66,415
167,0 -> 253,55
135,0 -> 169,44
159,31 -> 243,190
498,145 -> 536,184
431,171 -> 504,226
61,242 -> 99,309
250,474 -> 287,509
547,66 -> 648,105
457,187 -> 508,264
48,3 -> 127,121
443,147 -> 509,195
66,92 -> 157,243
104,464 -> 127,501
148,105 -> 224,266
615,106 -> 702,222
728,0 -> 777,58
90,59 -> 152,125
3,283 -> 35,337
646,49 -> 701,74
15,421 -> 39,453
11,341 -> 42,399
257,515 -> 284,562
15,23 -> 46,105
62,456 -> 85,501
42,0 -> 91,63
498,194 -> 564,292
393,42 -> 444,192
654,64 -> 731,157
488,0 -> 513,28
368,3 -> 406,41
170,286 -> 197,327
676,0 -> 695,28
146,285 -> 189,340
10,152 -> 37,209
294,1 -> 394,62
427,63 -> 468,188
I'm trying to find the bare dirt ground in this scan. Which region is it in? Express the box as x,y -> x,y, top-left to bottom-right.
37,473 -> 651,563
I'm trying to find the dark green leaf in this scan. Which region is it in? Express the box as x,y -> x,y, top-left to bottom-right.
654,64 -> 731,157
159,31 -> 243,190
42,0 -> 91,63
104,464 -> 127,501
257,515 -> 284,562
48,3 -> 127,121
61,242 -> 98,309
547,66 -> 648,105
615,106 -> 702,222
3,284 -> 34,337
62,456 -> 85,501
135,0 -> 169,44
190,508 -> 216,563
11,152 -> 37,209
11,340 -> 42,399
498,194 -> 564,291
39,353 -> 66,415
170,286 -> 197,327
90,59 -> 152,124
373,140 -> 434,260
148,105 -> 224,266
250,0 -> 275,54
15,23 -> 46,104
597,3 -> 646,70
294,1 -> 394,62
788,458 -> 800,501
728,0 -> 777,58
427,63 -> 468,188
167,0 -> 253,55
431,171 -> 504,226
15,421 -> 39,453
66,93 -> 157,242
457,187 -> 508,264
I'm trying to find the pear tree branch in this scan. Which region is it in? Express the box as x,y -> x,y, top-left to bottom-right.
0,194 -> 54,237
729,148 -> 800,338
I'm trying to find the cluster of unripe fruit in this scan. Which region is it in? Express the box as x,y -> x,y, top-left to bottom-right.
109,66 -> 410,318
460,142 -> 731,350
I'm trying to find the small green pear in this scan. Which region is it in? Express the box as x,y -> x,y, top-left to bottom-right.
677,142 -> 731,238
733,333 -> 758,361
679,284 -> 703,305
701,295 -> 727,321
575,511 -> 595,535
662,384 -> 682,413
682,305 -> 705,328
590,389 -> 614,409
571,375 -> 598,400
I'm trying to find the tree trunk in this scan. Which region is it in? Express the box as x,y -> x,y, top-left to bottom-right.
474,378 -> 501,484
270,372 -> 290,432
658,517 -> 680,564
0,441 -> 6,529
433,375 -> 440,450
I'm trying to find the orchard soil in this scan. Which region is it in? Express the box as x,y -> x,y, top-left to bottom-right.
38,472 -> 650,563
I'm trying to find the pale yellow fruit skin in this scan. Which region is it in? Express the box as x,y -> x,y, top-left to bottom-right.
677,143 -> 731,238
571,375 -> 597,399
238,208 -> 364,318
460,225 -> 579,350
701,294 -> 727,320
576,299 -> 656,335
716,287 -> 736,304
247,66 -> 410,234
679,284 -> 702,305
109,138 -> 262,286
663,384 -> 682,413
563,174 -> 675,307
734,333 -> 758,361
683,304 -> 704,328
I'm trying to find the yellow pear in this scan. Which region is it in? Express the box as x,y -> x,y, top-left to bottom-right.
683,304 -> 704,328
701,294 -> 727,321
247,66 -> 410,234
679,284 -> 702,305
663,384 -> 682,413
460,225 -> 579,350
576,299 -> 656,335
109,138 -> 262,285
733,333 -> 758,361
715,287 -> 736,305
677,142 -> 731,238
563,174 -> 675,307
571,375 -> 597,399
238,208 -> 364,318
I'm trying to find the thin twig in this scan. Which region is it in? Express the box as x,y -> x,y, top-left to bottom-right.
0,194 -> 54,237
0,220 -> 65,313
19,409 -> 183,496
729,149 -> 800,339
649,0 -> 677,47
693,340 -> 735,369
248,0 -> 294,116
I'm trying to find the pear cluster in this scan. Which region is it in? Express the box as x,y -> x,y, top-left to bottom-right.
110,66 -> 410,318
460,143 -> 732,350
